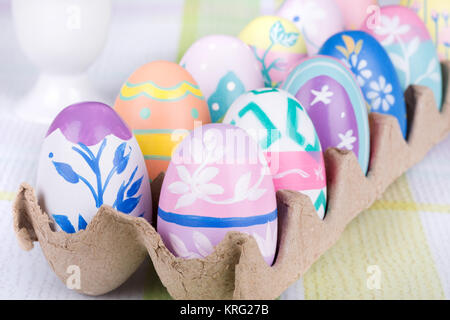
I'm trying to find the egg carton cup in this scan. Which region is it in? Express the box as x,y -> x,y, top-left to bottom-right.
12,61 -> 450,300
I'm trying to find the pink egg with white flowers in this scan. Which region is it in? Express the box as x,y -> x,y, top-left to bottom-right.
157,124 -> 277,265
361,5 -> 443,110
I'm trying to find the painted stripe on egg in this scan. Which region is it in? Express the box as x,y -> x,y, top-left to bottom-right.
158,207 -> 277,228
119,80 -> 205,102
135,132 -> 188,159
144,155 -> 172,161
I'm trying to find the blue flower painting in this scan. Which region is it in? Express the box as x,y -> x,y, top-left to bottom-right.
50,138 -> 144,233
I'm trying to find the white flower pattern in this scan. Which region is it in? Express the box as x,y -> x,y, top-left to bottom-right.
366,76 -> 395,112
311,85 -> 334,106
168,134 -> 267,209
349,54 -> 372,87
252,223 -> 277,259
193,231 -> 215,257
168,231 -> 215,259
374,15 -> 410,46
374,14 -> 440,87
169,224 -> 276,261
169,166 -> 225,209
337,130 -> 357,151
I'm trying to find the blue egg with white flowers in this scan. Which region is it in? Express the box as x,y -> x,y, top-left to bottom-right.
319,31 -> 407,138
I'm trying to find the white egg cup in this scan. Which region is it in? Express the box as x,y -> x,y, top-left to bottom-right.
12,0 -> 111,124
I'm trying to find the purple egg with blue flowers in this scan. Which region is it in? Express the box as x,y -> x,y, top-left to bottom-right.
36,101 -> 152,233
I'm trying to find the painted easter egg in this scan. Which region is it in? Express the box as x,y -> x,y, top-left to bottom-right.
361,5 -> 443,110
238,16 -> 307,88
319,31 -> 408,138
400,0 -> 450,60
36,102 -> 152,234
158,124 -> 277,265
283,56 -> 370,174
334,0 -> 377,30
180,35 -> 264,123
276,0 -> 344,55
223,89 -> 327,219
114,61 -> 211,181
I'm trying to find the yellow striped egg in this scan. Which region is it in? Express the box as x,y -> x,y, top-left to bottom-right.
114,61 -> 211,180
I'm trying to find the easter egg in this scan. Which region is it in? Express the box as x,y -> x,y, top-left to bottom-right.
276,0 -> 344,55
238,16 -> 307,88
334,0 -> 377,30
319,31 -> 408,138
283,56 -> 371,174
361,6 -> 443,110
180,35 -> 264,123
158,124 -> 277,265
400,0 -> 450,60
114,61 -> 211,181
223,89 -> 327,219
36,102 -> 152,233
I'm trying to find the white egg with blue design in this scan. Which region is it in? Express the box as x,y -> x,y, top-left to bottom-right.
36,102 -> 152,233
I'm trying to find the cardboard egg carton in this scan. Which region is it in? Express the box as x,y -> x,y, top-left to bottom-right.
12,61 -> 450,300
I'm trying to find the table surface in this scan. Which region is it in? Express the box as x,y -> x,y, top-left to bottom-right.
1,0 -> 449,300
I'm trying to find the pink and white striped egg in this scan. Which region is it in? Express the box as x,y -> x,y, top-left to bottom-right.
223,89 -> 327,219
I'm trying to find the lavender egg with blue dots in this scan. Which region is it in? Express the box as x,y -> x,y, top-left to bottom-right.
36,102 -> 152,234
